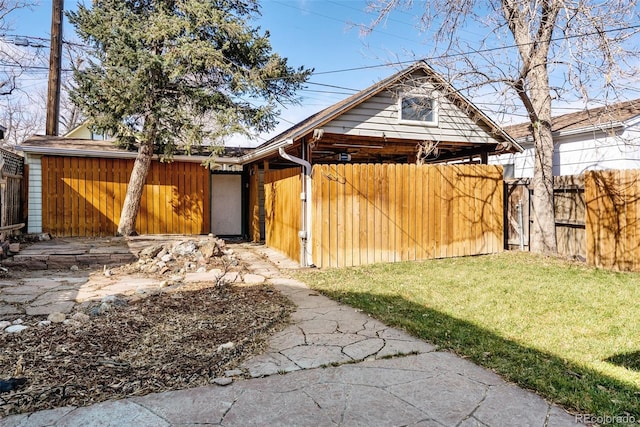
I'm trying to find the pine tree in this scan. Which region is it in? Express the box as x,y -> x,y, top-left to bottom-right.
68,0 -> 311,235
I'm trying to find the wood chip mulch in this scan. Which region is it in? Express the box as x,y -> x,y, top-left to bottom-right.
0,281 -> 294,417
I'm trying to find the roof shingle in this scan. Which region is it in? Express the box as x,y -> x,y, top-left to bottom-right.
505,99 -> 640,139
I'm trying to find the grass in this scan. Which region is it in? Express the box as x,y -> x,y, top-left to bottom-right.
296,252 -> 640,425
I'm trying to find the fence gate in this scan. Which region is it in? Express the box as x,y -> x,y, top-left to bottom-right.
504,176 -> 585,260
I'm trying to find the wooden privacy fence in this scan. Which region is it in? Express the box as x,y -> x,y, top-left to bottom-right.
585,169 -> 640,271
0,148 -> 25,230
264,167 -> 301,262
1,175 -> 23,228
42,156 -> 210,236
312,164 -> 504,268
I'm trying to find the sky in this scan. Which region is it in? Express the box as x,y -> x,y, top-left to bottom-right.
5,0 -> 437,145
3,0 -> 640,146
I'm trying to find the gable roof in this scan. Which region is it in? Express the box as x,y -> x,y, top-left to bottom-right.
258,61 -> 520,152
505,98 -> 640,140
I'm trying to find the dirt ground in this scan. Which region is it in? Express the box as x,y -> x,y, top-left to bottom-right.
0,244 -> 295,417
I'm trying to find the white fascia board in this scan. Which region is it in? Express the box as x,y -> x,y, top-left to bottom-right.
16,138 -> 296,166
238,138 -> 294,164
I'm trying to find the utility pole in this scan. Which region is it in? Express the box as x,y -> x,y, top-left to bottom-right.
46,0 -> 64,136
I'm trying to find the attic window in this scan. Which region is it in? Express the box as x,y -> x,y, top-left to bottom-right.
399,95 -> 438,126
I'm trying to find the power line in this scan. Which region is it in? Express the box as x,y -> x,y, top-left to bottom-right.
0,33 -> 89,48
312,22 -> 640,75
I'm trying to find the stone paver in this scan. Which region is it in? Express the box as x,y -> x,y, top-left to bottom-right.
25,301 -> 76,316
0,304 -> 21,316
0,240 -> 584,427
0,355 -> 582,427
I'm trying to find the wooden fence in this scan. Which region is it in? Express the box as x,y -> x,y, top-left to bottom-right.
42,156 -> 210,236
312,164 -> 504,268
0,148 -> 24,230
504,176 -> 585,260
585,169 -> 640,271
264,167 -> 301,262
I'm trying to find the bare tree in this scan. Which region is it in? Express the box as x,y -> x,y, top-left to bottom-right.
59,44 -> 86,134
0,92 -> 45,145
0,1 -> 38,95
0,25 -> 89,144
365,0 -> 640,253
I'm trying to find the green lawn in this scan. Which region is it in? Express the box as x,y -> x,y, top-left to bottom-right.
296,252 -> 640,424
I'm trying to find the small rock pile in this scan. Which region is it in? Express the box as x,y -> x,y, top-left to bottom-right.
123,237 -> 239,277
0,311 -> 92,334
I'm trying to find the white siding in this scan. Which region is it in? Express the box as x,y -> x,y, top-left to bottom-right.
25,154 -> 42,233
323,83 -> 500,144
490,125 -> 640,178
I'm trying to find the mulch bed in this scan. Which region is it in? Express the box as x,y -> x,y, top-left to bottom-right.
0,281 -> 294,417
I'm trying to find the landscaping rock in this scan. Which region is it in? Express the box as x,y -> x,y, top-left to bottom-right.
47,312 -> 66,323
243,274 -> 266,284
71,312 -> 90,323
139,244 -> 164,258
217,342 -> 235,352
5,324 -> 28,333
173,241 -> 197,257
211,377 -> 233,386
224,369 -> 243,377
0,320 -> 11,330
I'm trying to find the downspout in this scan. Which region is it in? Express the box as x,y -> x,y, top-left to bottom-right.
278,147 -> 313,267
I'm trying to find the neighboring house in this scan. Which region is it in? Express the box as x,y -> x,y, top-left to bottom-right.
64,122 -> 112,140
491,99 -> 640,178
17,62 -> 521,266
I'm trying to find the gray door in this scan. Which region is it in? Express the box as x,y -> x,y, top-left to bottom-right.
211,174 -> 242,235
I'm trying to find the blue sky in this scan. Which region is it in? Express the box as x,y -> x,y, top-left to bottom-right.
5,0 -> 447,144
4,0 -> 640,145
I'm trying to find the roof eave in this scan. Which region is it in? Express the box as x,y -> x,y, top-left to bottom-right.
16,144 -> 244,164
514,120 -> 626,145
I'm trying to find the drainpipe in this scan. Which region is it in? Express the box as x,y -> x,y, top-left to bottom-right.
278,147 -> 313,267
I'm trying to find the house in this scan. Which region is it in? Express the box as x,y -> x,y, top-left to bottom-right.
243,61 -> 521,266
491,99 -> 640,178
17,61 -> 521,267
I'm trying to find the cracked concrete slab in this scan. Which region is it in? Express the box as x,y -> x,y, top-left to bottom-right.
1,355 -> 581,427
0,241 -> 584,427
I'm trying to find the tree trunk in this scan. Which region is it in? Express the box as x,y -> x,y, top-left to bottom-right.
117,140 -> 153,236
528,67 -> 557,254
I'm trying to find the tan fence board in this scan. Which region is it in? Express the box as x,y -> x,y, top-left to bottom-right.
265,167 -> 302,263
585,169 -> 640,271
41,156 -> 210,237
311,164 -> 504,268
